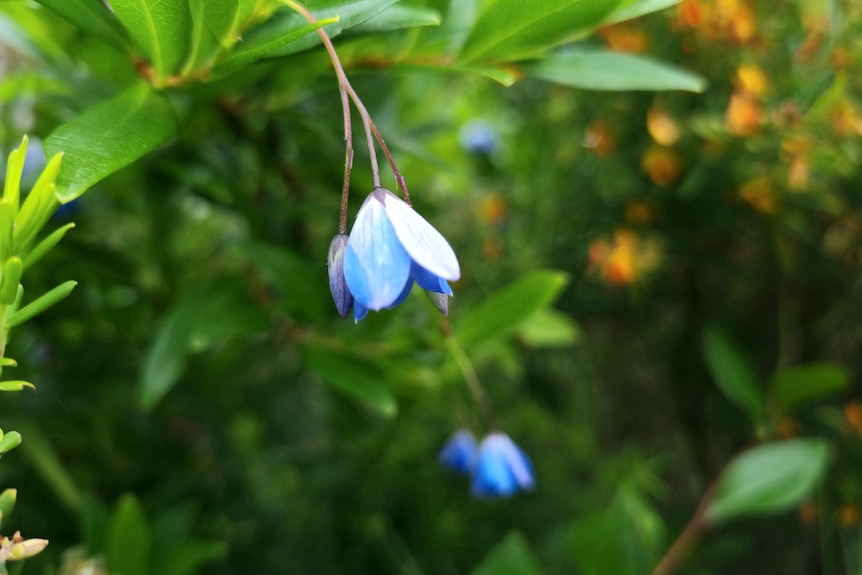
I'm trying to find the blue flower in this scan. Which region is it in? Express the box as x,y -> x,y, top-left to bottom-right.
471,433 -> 535,498
343,188 -> 460,322
327,233 -> 354,317
438,430 -> 478,475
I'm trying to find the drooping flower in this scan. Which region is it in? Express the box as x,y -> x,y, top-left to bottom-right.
327,233 -> 353,317
343,188 -> 460,322
471,433 -> 535,498
438,429 -> 478,475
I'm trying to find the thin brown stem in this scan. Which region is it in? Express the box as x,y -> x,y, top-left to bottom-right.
650,479 -> 718,575
338,84 -> 352,234
369,121 -> 411,205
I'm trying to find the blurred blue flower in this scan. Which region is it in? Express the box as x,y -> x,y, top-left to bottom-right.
438,429 -> 478,475
471,433 -> 535,498
343,188 -> 460,322
459,120 -> 498,155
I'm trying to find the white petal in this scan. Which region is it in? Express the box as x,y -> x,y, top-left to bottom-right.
381,191 -> 460,281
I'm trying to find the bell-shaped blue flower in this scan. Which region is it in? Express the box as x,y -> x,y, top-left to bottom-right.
438,429 -> 478,475
343,188 -> 460,322
471,433 -> 535,498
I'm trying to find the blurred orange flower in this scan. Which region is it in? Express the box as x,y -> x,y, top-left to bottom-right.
647,108 -> 681,146
589,229 -> 662,286
625,199 -> 657,226
735,63 -> 768,98
583,121 -> 616,158
642,145 -> 682,186
726,91 -> 762,136
601,22 -> 648,54
477,194 -> 508,226
844,401 -> 862,435
839,504 -> 861,528
739,176 -> 777,214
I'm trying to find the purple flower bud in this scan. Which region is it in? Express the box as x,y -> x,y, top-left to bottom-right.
327,234 -> 353,317
438,429 -> 478,475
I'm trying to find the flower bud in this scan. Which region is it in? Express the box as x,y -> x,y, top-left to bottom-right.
8,535 -> 48,561
425,290 -> 448,317
327,234 -> 354,317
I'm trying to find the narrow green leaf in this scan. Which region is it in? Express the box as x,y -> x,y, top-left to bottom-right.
3,136 -> 27,211
770,363 -> 850,409
183,0 -> 241,74
458,0 -> 623,64
516,307 -> 581,349
0,257 -> 22,305
14,151 -> 62,252
0,431 -> 21,454
526,51 -> 707,92
411,0 -> 480,57
0,489 -> 16,527
0,202 -> 15,262
6,280 -> 77,329
45,83 -> 177,203
0,358 -> 17,367
110,0 -> 192,87
455,270 -> 570,346
603,0 -> 681,26
0,381 -> 34,392
159,541 -> 228,575
702,327 -> 764,421
303,348 -> 397,417
32,0 -> 130,50
706,439 -> 831,524
22,223 -> 75,270
350,5 -> 441,33
108,494 -> 151,575
470,531 -> 542,575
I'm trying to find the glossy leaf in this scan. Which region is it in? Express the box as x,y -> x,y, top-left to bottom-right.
6,280 -> 77,328
458,0 -> 622,64
770,362 -> 850,409
456,270 -> 570,346
706,439 -> 831,524
702,327 -> 764,421
303,347 -> 397,417
183,0 -> 241,73
110,0 -> 192,87
603,0 -> 681,25
526,51 -> 707,92
108,494 -> 151,575
215,0 -> 397,76
351,5 -> 441,33
0,380 -> 34,392
22,222 -> 75,269
0,431 -> 21,454
32,0 -> 129,50
45,83 -> 177,203
516,307 -> 581,349
14,150 -> 62,252
470,531 -> 541,575
411,0 -> 480,57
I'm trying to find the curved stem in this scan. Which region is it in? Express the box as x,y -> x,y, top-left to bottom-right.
445,337 -> 496,431
650,479 -> 717,575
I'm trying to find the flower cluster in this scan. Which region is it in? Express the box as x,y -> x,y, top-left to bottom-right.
328,187 -> 460,322
438,429 -> 535,498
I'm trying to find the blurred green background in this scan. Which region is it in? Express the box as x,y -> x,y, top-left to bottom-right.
0,0 -> 861,573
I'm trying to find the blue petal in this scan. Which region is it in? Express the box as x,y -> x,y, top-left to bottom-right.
411,261 -> 453,295
471,433 -> 534,498
344,192 -> 412,310
353,300 -> 369,323
381,190 -> 460,281
327,234 -> 354,317
438,430 -> 478,475
387,276 -> 413,309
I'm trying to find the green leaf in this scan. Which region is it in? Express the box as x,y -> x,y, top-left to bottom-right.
351,5 -> 441,33
455,270 -> 570,346
109,0 -> 192,87
526,51 -> 707,92
3,136 -> 27,212
458,0 -> 623,64
6,280 -> 77,329
32,0 -> 130,51
139,282 -> 270,410
603,0 -> 681,26
158,541 -> 228,575
14,150 -> 62,252
45,83 -> 177,203
0,489 -> 16,528
470,531 -> 542,575
706,439 -> 831,524
0,381 -> 34,392
0,257 -> 22,305
183,0 -> 249,74
770,362 -> 850,409
516,307 -> 581,349
303,347 -> 397,417
107,494 -> 151,575
0,431 -> 21,454
702,327 -> 764,421
22,223 -> 75,270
